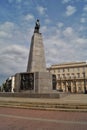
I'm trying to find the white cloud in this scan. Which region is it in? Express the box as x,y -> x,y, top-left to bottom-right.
24,14 -> 34,21
41,26 -> 48,33
0,22 -> 15,39
0,22 -> 14,31
44,19 -> 51,24
43,25 -> 87,67
0,45 -> 28,75
0,21 -> 30,46
8,0 -> 23,4
63,27 -> 73,37
0,21 -> 32,84
8,0 -> 13,3
36,6 -> 47,15
16,0 -> 22,3
80,17 -> 86,23
57,22 -> 64,28
62,0 -> 71,3
66,5 -> 77,16
76,38 -> 87,44
83,5 -> 87,11
0,31 -> 12,38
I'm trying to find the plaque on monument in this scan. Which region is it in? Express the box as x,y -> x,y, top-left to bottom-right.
20,73 -> 34,90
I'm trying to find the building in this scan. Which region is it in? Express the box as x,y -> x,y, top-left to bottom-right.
47,62 -> 87,93
3,76 -> 15,92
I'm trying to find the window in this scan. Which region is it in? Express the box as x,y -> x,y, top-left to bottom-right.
58,69 -> 60,73
62,74 -> 65,78
67,68 -> 69,72
73,68 -> 74,72
63,68 -> 65,72
58,74 -> 60,78
77,73 -> 80,78
83,67 -> 85,72
67,73 -> 70,78
77,67 -> 80,71
71,73 -> 74,78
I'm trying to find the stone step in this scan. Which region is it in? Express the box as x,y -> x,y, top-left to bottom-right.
0,100 -> 87,112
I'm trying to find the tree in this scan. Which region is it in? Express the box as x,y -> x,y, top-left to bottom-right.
2,83 -> 8,92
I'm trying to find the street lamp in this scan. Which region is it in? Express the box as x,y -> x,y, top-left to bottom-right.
64,76 -> 67,92
83,72 -> 86,94
74,76 -> 76,93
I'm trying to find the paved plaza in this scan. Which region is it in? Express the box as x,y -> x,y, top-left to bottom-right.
0,107 -> 87,130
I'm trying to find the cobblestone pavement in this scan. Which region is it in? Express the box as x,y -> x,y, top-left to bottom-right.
0,107 -> 87,130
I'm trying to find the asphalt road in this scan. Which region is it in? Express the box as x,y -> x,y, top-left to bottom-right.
0,107 -> 87,130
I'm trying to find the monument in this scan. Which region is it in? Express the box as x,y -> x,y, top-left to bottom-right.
5,20 -> 56,94
27,19 -> 46,73
25,19 -> 53,93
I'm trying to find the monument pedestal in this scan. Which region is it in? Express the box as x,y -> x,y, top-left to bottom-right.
14,72 -> 53,94
34,72 -> 53,93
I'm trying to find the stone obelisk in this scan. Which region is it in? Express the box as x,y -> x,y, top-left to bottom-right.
13,20 -> 56,93
27,19 -> 46,72
26,19 -> 53,93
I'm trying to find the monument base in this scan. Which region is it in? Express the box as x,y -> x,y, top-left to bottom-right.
0,92 -> 68,99
34,72 -> 53,93
14,72 -> 55,94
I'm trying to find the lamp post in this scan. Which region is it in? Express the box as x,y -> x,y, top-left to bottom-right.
74,76 -> 76,93
83,72 -> 86,94
64,76 -> 67,92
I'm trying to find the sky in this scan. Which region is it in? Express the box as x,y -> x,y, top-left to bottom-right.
0,0 -> 87,85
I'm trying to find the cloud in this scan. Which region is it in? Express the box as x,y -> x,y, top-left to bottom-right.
43,25 -> 87,67
62,0 -> 71,3
16,0 -> 23,3
24,14 -> 35,21
66,5 -> 77,16
0,45 -> 28,75
0,21 -> 33,85
0,21 -> 31,68
41,26 -> 48,33
0,22 -> 16,40
80,17 -> 86,23
76,38 -> 87,44
44,19 -> 51,24
0,21 -> 31,47
0,31 -> 12,38
83,5 -> 87,11
8,0 -> 23,4
36,6 -> 47,15
57,22 -> 64,28
8,0 -> 13,3
63,27 -> 74,37
0,22 -> 14,31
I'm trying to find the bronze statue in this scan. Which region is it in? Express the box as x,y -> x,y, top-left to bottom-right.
34,19 -> 40,33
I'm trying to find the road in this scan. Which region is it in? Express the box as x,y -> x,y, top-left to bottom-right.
0,107 -> 87,130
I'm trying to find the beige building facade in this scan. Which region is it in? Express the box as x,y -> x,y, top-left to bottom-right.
47,62 -> 87,93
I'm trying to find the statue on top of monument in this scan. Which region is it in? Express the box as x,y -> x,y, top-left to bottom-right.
34,19 -> 40,33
